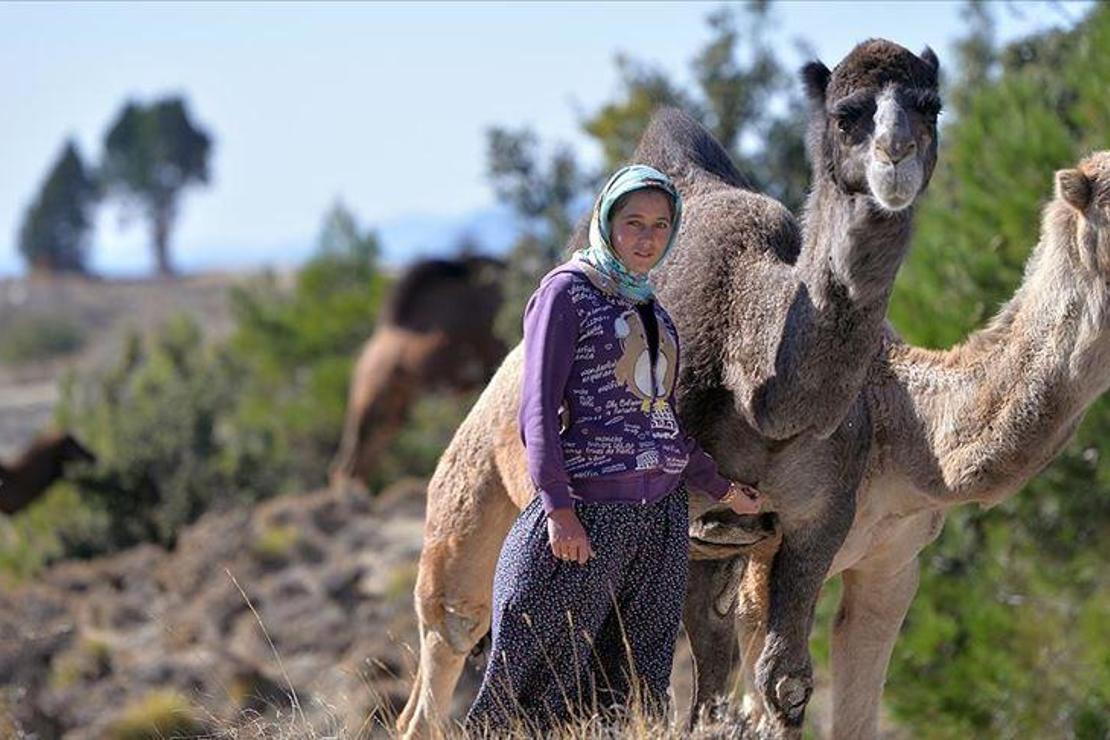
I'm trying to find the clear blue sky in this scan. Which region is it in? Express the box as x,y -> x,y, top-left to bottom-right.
0,1 -> 1089,276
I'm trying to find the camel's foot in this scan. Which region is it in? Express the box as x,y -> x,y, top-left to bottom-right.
755,646 -> 813,731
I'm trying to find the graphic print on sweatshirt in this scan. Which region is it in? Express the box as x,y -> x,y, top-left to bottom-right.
555,268 -> 688,478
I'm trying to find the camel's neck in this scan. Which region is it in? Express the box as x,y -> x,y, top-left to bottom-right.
799,178 -> 915,308
749,177 -> 917,439
895,206 -> 1110,506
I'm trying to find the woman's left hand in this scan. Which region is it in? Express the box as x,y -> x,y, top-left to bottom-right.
725,481 -> 763,515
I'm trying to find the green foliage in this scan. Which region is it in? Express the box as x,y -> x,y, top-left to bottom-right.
105,689 -> 205,740
582,2 -> 809,213
0,312 -> 85,365
583,54 -> 698,169
0,482 -> 108,582
4,202 -> 392,569
55,317 -> 250,551
100,96 -> 213,275
883,4 -> 1110,735
226,205 -> 388,493
17,140 -> 98,274
486,128 -> 586,345
250,523 -> 301,567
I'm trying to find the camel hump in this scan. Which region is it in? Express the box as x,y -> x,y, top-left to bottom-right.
632,107 -> 753,191
381,256 -> 506,331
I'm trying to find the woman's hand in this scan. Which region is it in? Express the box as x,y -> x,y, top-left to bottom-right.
546,508 -> 595,564
724,481 -> 763,515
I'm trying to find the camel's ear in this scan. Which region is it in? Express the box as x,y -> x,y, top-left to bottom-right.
801,61 -> 831,105
1056,168 -> 1092,211
920,46 -> 940,78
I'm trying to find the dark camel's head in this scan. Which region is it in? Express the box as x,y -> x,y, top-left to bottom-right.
57,433 -> 96,467
803,39 -> 942,212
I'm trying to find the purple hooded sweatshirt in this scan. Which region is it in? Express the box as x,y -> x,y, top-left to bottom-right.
520,259 -> 732,513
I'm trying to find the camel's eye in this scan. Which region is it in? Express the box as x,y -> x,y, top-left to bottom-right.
907,89 -> 943,122
832,95 -> 874,136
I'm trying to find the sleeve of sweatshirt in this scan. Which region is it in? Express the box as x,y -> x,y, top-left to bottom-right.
682,435 -> 732,500
519,275 -> 580,513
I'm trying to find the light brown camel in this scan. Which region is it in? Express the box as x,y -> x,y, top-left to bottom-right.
397,38 -> 942,738
789,153 -> 1110,739
329,256 -> 506,486
0,430 -> 95,515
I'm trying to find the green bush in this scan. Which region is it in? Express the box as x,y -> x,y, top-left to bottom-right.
36,217 -> 394,560
0,313 -> 84,364
0,482 -> 108,582
55,317 -> 254,551
224,220 -> 389,494
105,690 -> 205,740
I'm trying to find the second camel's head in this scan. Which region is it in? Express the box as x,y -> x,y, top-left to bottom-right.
802,38 -> 942,212
1055,151 -> 1110,278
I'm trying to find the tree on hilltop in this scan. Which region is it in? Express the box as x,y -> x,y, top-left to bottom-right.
100,97 -> 212,277
17,139 -> 98,275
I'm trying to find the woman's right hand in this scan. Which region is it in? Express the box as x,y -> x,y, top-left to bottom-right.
546,508 -> 595,565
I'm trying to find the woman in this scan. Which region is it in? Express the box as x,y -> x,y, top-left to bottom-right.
466,165 -> 762,732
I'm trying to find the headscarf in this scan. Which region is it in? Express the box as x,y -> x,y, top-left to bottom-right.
575,164 -> 682,304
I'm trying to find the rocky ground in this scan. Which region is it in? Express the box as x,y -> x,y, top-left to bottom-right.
0,479 -> 455,739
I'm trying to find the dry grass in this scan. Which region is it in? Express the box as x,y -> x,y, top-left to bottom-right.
207,568 -> 757,740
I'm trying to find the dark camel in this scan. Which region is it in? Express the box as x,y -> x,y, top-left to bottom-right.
0,430 -> 95,515
329,256 -> 506,486
398,39 -> 942,738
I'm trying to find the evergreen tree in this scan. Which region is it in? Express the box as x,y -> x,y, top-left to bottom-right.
583,2 -> 809,212
17,140 -> 98,274
486,127 -> 587,344
100,97 -> 212,276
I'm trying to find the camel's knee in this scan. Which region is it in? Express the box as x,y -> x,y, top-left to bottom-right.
416,591 -> 490,656
439,604 -> 488,655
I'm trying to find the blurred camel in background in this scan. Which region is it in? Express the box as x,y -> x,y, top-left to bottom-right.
329,256 -> 507,487
0,430 -> 95,515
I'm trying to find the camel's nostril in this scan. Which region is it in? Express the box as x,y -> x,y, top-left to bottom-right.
877,139 -> 917,165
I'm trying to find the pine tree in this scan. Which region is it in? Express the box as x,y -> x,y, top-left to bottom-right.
17,140 -> 98,274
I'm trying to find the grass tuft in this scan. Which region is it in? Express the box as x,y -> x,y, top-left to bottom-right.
104,689 -> 206,740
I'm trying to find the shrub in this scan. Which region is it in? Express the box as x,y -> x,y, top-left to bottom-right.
0,482 -> 108,582
250,523 -> 301,567
0,313 -> 84,364
55,317 -> 255,551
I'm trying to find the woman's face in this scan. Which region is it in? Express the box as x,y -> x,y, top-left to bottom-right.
609,189 -> 674,276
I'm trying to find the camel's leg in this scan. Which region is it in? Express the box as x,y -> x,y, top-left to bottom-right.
755,501 -> 854,736
685,524 -> 781,728
331,329 -> 449,487
734,529 -> 780,729
828,559 -> 919,740
396,443 -> 521,738
330,332 -> 412,486
684,557 -> 743,724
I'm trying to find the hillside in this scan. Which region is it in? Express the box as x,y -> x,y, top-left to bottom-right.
0,480 -> 450,738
